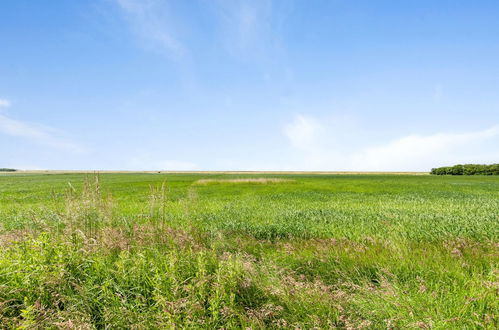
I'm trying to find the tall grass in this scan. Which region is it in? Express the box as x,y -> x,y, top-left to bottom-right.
0,173 -> 497,328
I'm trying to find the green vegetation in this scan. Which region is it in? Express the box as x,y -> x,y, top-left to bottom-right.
0,173 -> 498,328
431,164 -> 499,175
0,168 -> 16,172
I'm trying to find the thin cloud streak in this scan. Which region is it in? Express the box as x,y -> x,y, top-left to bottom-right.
0,113 -> 87,153
113,0 -> 186,59
212,0 -> 283,61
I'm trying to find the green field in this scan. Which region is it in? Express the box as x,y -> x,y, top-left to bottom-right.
0,173 -> 498,328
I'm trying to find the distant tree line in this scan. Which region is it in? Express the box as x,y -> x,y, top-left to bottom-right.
431,164 -> 499,175
0,168 -> 17,172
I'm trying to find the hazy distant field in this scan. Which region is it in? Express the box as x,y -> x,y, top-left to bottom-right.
0,173 -> 497,328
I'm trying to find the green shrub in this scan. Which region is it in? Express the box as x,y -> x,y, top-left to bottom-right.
431,164 -> 499,175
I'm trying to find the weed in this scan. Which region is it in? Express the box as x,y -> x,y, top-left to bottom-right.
0,173 -> 497,327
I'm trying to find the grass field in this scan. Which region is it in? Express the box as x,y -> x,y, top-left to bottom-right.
0,173 -> 498,328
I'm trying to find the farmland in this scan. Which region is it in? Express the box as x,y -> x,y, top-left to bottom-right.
0,173 -> 498,328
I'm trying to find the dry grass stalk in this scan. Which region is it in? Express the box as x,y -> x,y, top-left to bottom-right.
193,178 -> 295,185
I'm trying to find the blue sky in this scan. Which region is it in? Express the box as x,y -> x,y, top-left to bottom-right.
1,0 -> 499,171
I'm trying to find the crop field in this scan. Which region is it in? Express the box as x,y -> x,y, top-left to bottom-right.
0,173 -> 498,328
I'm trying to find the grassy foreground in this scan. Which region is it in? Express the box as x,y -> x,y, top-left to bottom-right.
0,173 -> 497,328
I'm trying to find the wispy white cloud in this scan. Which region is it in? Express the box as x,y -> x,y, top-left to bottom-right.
283,114 -> 499,171
432,84 -> 443,101
283,114 -> 323,151
113,0 -> 186,59
282,114 -> 356,170
0,101 -> 87,153
212,0 -> 285,60
0,98 -> 11,108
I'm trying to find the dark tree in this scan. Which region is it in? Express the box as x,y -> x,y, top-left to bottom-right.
431,164 -> 499,175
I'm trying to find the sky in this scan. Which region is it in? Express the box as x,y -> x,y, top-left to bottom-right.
1,0 -> 499,171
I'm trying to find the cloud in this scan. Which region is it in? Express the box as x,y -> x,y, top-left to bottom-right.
113,0 -> 186,59
283,114 -> 499,171
0,113 -> 87,153
283,114 -> 323,150
351,126 -> 499,171
432,84 -> 443,101
212,0 -> 284,60
282,114 -> 358,170
0,99 -> 11,108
